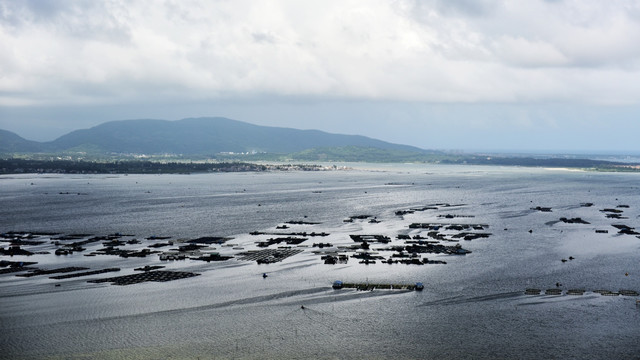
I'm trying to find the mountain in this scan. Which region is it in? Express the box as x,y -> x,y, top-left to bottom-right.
1,117 -> 430,156
0,129 -> 44,153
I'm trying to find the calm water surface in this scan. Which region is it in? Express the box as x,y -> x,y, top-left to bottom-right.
1,164 -> 639,359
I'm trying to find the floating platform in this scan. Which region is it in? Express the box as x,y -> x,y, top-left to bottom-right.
525,289 -> 638,296
49,268 -> 120,280
566,289 -> 585,295
0,266 -> 37,274
16,267 -> 90,278
237,249 -> 303,263
333,281 -> 423,291
88,270 -> 200,286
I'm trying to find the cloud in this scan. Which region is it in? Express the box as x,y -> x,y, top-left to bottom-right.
1,0 -> 639,108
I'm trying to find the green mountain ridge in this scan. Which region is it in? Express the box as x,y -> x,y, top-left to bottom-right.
0,117 -> 432,157
0,129 -> 45,153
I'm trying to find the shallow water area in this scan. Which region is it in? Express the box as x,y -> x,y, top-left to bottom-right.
1,164 -> 640,359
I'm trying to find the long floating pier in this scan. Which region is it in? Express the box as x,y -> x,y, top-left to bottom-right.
333,281 -> 423,291
525,288 -> 639,296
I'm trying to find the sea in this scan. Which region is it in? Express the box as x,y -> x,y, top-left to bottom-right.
1,164 -> 639,359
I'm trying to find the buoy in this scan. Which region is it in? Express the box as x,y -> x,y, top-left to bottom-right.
625,272 -> 629,276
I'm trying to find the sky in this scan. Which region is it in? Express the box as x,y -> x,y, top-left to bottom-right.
1,0 -> 640,153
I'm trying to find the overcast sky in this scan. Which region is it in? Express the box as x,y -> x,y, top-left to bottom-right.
1,0 -> 639,153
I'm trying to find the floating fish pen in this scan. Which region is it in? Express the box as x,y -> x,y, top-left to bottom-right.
559,217 -> 590,224
134,265 -> 165,272
451,232 -> 492,241
594,289 -> 629,296
312,243 -> 333,248
57,236 -> 106,248
148,242 -> 172,248
566,289 -> 585,296
285,220 -> 321,225
525,289 -> 639,296
593,289 -> 610,294
602,208 -> 624,214
350,234 -> 391,244
190,253 -> 234,262
0,246 -> 34,256
49,268 -> 120,280
102,240 -> 126,247
6,239 -> 46,246
158,253 -> 186,261
0,260 -> 37,267
409,223 -> 490,230
186,236 -> 232,245
256,237 -> 307,247
619,290 -> 639,296
237,248 -> 303,263
176,244 -> 206,252
88,270 -> 200,285
17,267 -> 90,278
321,254 -> 348,264
52,234 -> 90,241
146,236 -> 172,240
333,281 -> 424,291
345,215 -> 373,222
0,266 -> 37,274
438,214 -> 475,219
250,231 -> 329,237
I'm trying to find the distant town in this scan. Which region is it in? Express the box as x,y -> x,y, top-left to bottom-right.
0,159 -> 341,175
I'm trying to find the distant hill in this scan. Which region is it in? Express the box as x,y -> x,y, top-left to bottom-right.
0,129 -> 44,153
2,119 -> 639,169
0,117 -> 432,157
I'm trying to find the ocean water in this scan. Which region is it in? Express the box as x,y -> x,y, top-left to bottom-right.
1,164 -> 639,359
